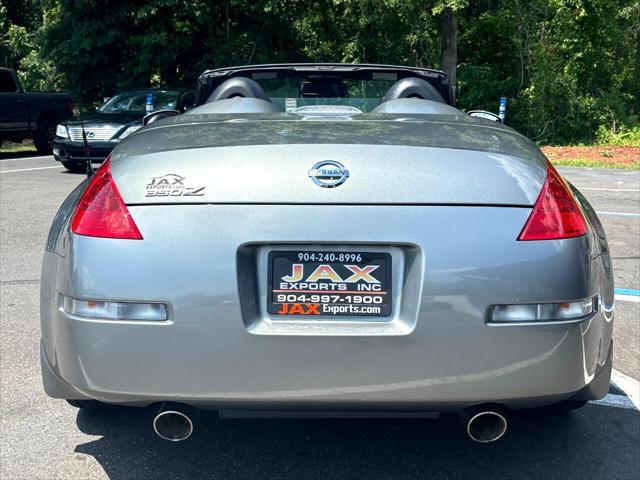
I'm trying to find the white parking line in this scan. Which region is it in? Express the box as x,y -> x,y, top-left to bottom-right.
588,370 -> 640,410
590,394 -> 637,409
611,369 -> 640,409
615,294 -> 640,303
596,211 -> 640,218
0,165 -> 63,174
579,187 -> 640,192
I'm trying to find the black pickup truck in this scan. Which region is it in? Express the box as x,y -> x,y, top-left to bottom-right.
0,67 -> 74,153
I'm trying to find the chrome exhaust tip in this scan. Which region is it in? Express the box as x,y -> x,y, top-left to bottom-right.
152,403 -> 198,442
460,405 -> 508,443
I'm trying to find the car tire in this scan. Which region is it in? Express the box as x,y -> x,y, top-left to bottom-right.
34,117 -> 57,154
66,399 -> 115,410
61,161 -> 87,173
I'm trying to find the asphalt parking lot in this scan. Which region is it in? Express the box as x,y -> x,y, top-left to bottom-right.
1,155 -> 639,479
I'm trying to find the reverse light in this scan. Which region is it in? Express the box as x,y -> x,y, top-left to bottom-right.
63,296 -> 167,321
489,297 -> 596,324
55,124 -> 68,139
71,157 -> 143,239
518,162 -> 587,241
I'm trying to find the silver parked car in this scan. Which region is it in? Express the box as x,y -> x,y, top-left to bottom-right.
41,64 -> 613,443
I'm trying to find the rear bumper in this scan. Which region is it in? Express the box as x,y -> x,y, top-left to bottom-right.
41,308 -> 614,414
40,204 -> 615,410
40,311 -> 613,410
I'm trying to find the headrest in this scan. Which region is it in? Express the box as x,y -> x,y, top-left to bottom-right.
371,98 -> 460,115
206,77 -> 271,103
187,97 -> 279,114
380,77 -> 445,104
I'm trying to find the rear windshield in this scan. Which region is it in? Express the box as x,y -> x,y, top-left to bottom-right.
100,91 -> 179,113
253,75 -> 395,112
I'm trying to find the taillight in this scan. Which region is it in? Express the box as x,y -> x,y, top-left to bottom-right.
66,99 -> 74,115
71,158 -> 143,239
518,162 -> 587,241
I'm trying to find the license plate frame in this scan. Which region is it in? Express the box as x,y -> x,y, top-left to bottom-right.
267,250 -> 392,317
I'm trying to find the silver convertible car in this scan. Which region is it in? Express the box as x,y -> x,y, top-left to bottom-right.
41,64 -> 613,443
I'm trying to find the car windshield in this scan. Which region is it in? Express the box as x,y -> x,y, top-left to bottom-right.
253,76 -> 396,112
99,91 -> 180,113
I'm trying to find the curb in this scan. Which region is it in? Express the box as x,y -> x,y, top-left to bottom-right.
610,369 -> 640,409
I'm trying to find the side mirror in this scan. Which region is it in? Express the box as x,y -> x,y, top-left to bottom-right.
143,109 -> 180,126
467,110 -> 502,122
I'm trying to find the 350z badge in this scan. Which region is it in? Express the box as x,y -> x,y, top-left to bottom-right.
145,174 -> 205,197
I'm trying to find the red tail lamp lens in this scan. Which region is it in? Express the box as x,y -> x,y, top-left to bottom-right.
518,162 -> 587,241
71,158 -> 142,239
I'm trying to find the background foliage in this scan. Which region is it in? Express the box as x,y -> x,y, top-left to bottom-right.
1,0 -> 638,144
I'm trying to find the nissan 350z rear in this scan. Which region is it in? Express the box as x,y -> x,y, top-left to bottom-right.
40,64 -> 614,443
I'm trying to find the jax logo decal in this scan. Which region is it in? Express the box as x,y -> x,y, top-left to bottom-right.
145,174 -> 205,197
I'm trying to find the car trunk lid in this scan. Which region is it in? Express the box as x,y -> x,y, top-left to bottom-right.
110,116 -> 547,206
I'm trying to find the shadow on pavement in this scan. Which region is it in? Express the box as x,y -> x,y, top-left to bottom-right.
74,405 -> 639,479
0,150 -> 44,160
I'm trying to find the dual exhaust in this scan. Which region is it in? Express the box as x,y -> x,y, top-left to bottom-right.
152,403 -> 198,442
459,404 -> 508,443
152,402 -> 507,443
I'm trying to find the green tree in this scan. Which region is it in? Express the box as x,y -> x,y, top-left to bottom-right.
1,0 -> 637,143
1,0 -> 64,90
43,0 -> 311,105
457,0 -> 639,144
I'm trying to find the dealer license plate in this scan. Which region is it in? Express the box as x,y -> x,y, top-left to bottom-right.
267,251 -> 392,317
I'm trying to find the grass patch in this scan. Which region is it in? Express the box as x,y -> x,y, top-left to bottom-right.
550,157 -> 640,170
596,126 -> 640,147
0,141 -> 37,154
